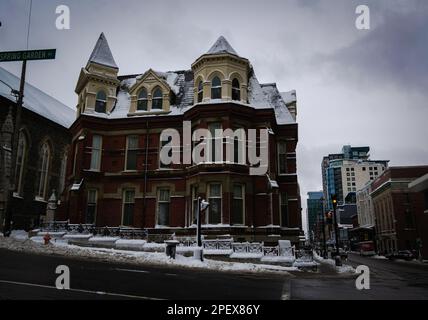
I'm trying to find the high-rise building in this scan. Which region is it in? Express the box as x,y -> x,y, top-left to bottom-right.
306,191 -> 324,241
321,145 -> 389,210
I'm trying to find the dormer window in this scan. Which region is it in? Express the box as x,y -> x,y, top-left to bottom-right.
137,88 -> 148,111
152,87 -> 163,109
95,90 -> 107,113
197,81 -> 203,103
232,78 -> 240,101
211,76 -> 222,99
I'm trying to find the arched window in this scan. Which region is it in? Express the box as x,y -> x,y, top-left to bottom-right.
37,142 -> 51,199
95,90 -> 107,113
152,88 -> 163,109
58,150 -> 68,194
232,78 -> 240,101
197,81 -> 203,103
211,76 -> 222,99
137,88 -> 148,111
14,131 -> 28,196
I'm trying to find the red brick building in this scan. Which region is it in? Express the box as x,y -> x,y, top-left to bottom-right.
58,34 -> 302,243
371,166 -> 428,259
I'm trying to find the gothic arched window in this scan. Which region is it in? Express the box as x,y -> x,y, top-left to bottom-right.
197,81 -> 203,103
232,78 -> 240,101
152,87 -> 163,109
37,142 -> 51,199
14,131 -> 28,196
137,88 -> 148,111
211,76 -> 222,99
95,90 -> 107,113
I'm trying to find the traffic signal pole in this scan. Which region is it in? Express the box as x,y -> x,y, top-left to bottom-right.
331,194 -> 342,266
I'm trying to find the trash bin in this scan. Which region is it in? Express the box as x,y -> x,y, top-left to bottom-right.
165,240 -> 179,259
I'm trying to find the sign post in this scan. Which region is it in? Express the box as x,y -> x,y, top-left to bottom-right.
1,49 -> 56,236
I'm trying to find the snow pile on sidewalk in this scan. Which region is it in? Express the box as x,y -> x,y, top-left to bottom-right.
0,232 -> 296,275
313,252 -> 355,274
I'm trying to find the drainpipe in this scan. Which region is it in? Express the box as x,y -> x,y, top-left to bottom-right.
142,120 -> 149,229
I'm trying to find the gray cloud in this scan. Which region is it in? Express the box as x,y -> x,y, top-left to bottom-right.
1,0 -> 427,236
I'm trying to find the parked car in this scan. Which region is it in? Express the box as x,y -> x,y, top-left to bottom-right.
386,250 -> 414,261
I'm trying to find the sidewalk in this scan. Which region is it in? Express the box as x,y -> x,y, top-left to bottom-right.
0,231 -> 298,276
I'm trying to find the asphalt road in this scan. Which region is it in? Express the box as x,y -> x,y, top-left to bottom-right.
290,253 -> 428,300
0,248 -> 289,300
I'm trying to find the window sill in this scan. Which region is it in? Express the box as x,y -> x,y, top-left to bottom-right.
128,110 -> 169,116
12,192 -> 23,199
34,197 -> 47,203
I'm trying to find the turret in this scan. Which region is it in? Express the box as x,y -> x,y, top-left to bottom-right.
75,33 -> 120,116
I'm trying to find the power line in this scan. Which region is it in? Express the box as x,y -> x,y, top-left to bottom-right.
26,0 -> 33,49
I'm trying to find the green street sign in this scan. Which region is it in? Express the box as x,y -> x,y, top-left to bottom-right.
0,49 -> 56,62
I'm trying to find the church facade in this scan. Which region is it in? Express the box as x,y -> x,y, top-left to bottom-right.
59,34 -> 302,243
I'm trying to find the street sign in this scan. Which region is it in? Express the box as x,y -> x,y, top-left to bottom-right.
0,49 -> 56,62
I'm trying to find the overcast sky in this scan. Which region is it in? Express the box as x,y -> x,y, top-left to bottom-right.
1,0 -> 427,234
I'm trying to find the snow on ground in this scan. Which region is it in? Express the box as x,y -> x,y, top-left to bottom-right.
372,255 -> 388,260
313,251 -> 356,274
0,233 -> 295,275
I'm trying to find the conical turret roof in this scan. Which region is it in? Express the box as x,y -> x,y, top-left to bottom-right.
87,32 -> 118,69
206,36 -> 239,56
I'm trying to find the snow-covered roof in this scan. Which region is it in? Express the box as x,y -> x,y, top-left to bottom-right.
206,36 -> 238,56
0,67 -> 75,128
87,32 -> 118,69
281,90 -> 296,104
82,69 -> 296,125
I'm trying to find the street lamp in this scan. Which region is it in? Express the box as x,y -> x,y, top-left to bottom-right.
195,197 -> 209,261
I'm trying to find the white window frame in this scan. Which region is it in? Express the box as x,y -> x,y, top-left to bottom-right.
90,135 -> 102,171
157,188 -> 171,227
125,135 -> 139,171
207,183 -> 222,225
231,184 -> 245,225
208,122 -> 223,163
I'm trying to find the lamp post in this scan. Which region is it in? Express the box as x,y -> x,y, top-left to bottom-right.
320,196 -> 327,259
196,197 -> 209,261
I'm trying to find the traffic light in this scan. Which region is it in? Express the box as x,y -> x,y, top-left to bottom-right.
331,194 -> 338,209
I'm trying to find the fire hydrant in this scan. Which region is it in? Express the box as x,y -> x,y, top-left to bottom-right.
43,233 -> 51,245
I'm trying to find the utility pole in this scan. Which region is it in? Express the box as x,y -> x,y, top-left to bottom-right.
0,49 -> 56,235
3,60 -> 26,236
